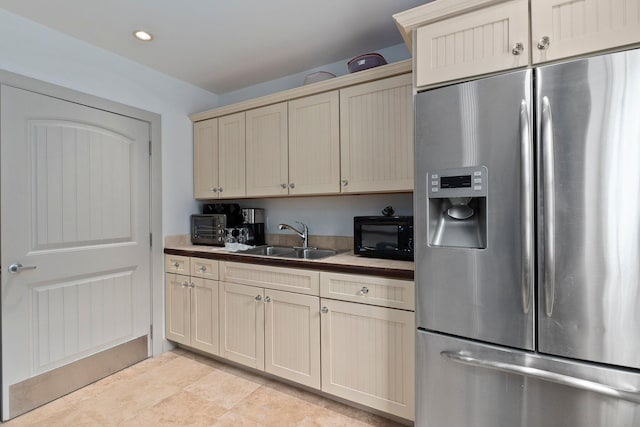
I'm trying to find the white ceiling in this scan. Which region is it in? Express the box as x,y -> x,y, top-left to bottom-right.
0,0 -> 429,94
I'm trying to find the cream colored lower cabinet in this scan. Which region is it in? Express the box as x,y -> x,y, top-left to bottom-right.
219,281 -> 265,369
219,281 -> 322,389
165,273 -> 220,355
320,298 -> 415,420
264,289 -> 321,389
165,272 -> 191,345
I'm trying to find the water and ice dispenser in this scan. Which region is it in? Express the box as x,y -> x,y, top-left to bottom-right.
427,166 -> 487,249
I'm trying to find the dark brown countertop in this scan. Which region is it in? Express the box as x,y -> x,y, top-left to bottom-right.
164,245 -> 414,281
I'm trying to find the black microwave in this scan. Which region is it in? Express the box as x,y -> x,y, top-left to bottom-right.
354,216 -> 414,261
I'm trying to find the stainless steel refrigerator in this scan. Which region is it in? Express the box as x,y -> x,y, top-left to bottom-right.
414,48 -> 640,426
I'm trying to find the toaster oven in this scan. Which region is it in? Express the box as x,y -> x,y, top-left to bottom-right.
191,214 -> 226,246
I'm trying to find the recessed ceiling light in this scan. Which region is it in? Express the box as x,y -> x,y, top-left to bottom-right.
133,30 -> 153,41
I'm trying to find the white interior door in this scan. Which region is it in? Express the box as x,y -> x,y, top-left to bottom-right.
0,85 -> 151,419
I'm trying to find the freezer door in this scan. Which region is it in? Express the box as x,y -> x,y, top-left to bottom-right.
417,330 -> 640,427
414,69 -> 535,350
536,48 -> 640,369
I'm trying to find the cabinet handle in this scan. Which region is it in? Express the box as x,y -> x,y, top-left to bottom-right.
255,295 -> 262,302
289,183 -> 295,189
264,296 -> 271,303
359,286 -> 369,296
321,307 -> 329,314
511,42 -> 524,56
280,183 -> 287,189
537,36 -> 550,50
341,179 -> 349,186
173,262 -> 180,268
218,187 -> 223,193
199,265 -> 207,272
210,187 -> 218,193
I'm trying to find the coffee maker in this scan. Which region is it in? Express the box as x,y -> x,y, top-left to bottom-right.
241,208 -> 265,246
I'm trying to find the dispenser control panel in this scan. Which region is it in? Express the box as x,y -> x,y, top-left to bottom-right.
427,166 -> 488,198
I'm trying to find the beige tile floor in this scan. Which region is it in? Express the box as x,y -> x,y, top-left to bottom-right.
4,349 -> 406,426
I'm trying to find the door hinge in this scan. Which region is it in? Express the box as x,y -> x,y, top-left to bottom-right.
149,140 -> 152,156
150,324 -> 153,339
149,233 -> 153,247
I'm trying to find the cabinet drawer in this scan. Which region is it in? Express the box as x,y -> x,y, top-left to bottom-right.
165,255 -> 190,274
415,0 -> 529,88
220,262 -> 319,296
190,257 -> 219,280
320,272 -> 414,310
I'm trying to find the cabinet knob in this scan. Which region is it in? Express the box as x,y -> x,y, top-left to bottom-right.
173,262 -> 180,268
181,281 -> 189,288
218,187 -> 223,193
359,286 -> 369,296
264,296 -> 271,303
190,282 -> 196,288
341,179 -> 349,186
255,294 -> 262,302
511,42 -> 524,56
321,307 -> 329,314
281,183 -> 287,189
537,36 -> 550,50
210,187 -> 218,193
289,183 -> 295,189
199,265 -> 207,272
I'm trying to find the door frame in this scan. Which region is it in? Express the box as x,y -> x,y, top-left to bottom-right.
0,69 -> 164,359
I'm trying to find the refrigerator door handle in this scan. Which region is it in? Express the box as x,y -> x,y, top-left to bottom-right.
520,99 -> 533,314
441,350 -> 640,404
542,96 -> 556,317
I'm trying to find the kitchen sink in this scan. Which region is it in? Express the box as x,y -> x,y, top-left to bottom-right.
240,245 -> 339,260
279,248 -> 338,260
240,246 -> 296,256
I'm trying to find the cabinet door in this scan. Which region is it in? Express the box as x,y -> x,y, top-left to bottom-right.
194,118 -> 219,199
190,277 -> 219,355
415,0 -> 529,87
219,281 -> 265,369
531,0 -> 640,64
246,103 -> 288,197
218,112 -> 246,198
320,299 -> 415,420
264,289 -> 320,389
288,91 -> 340,195
165,273 -> 190,345
340,74 -> 414,193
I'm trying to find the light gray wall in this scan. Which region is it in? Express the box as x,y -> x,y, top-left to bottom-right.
200,193 -> 413,236
218,43 -> 411,106
0,9 -> 220,238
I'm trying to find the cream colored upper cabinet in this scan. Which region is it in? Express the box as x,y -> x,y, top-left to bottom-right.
288,91 -> 340,195
415,0 -> 529,88
246,103 -> 288,197
531,0 -> 640,64
340,74 -> 414,193
193,118 -> 219,199
217,112 -> 246,198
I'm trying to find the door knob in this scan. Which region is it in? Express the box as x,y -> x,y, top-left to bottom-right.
8,263 -> 37,274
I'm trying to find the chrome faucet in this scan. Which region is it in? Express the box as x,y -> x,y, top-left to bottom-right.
278,222 -> 309,248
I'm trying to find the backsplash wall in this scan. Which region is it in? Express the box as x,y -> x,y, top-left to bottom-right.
198,193 -> 413,236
